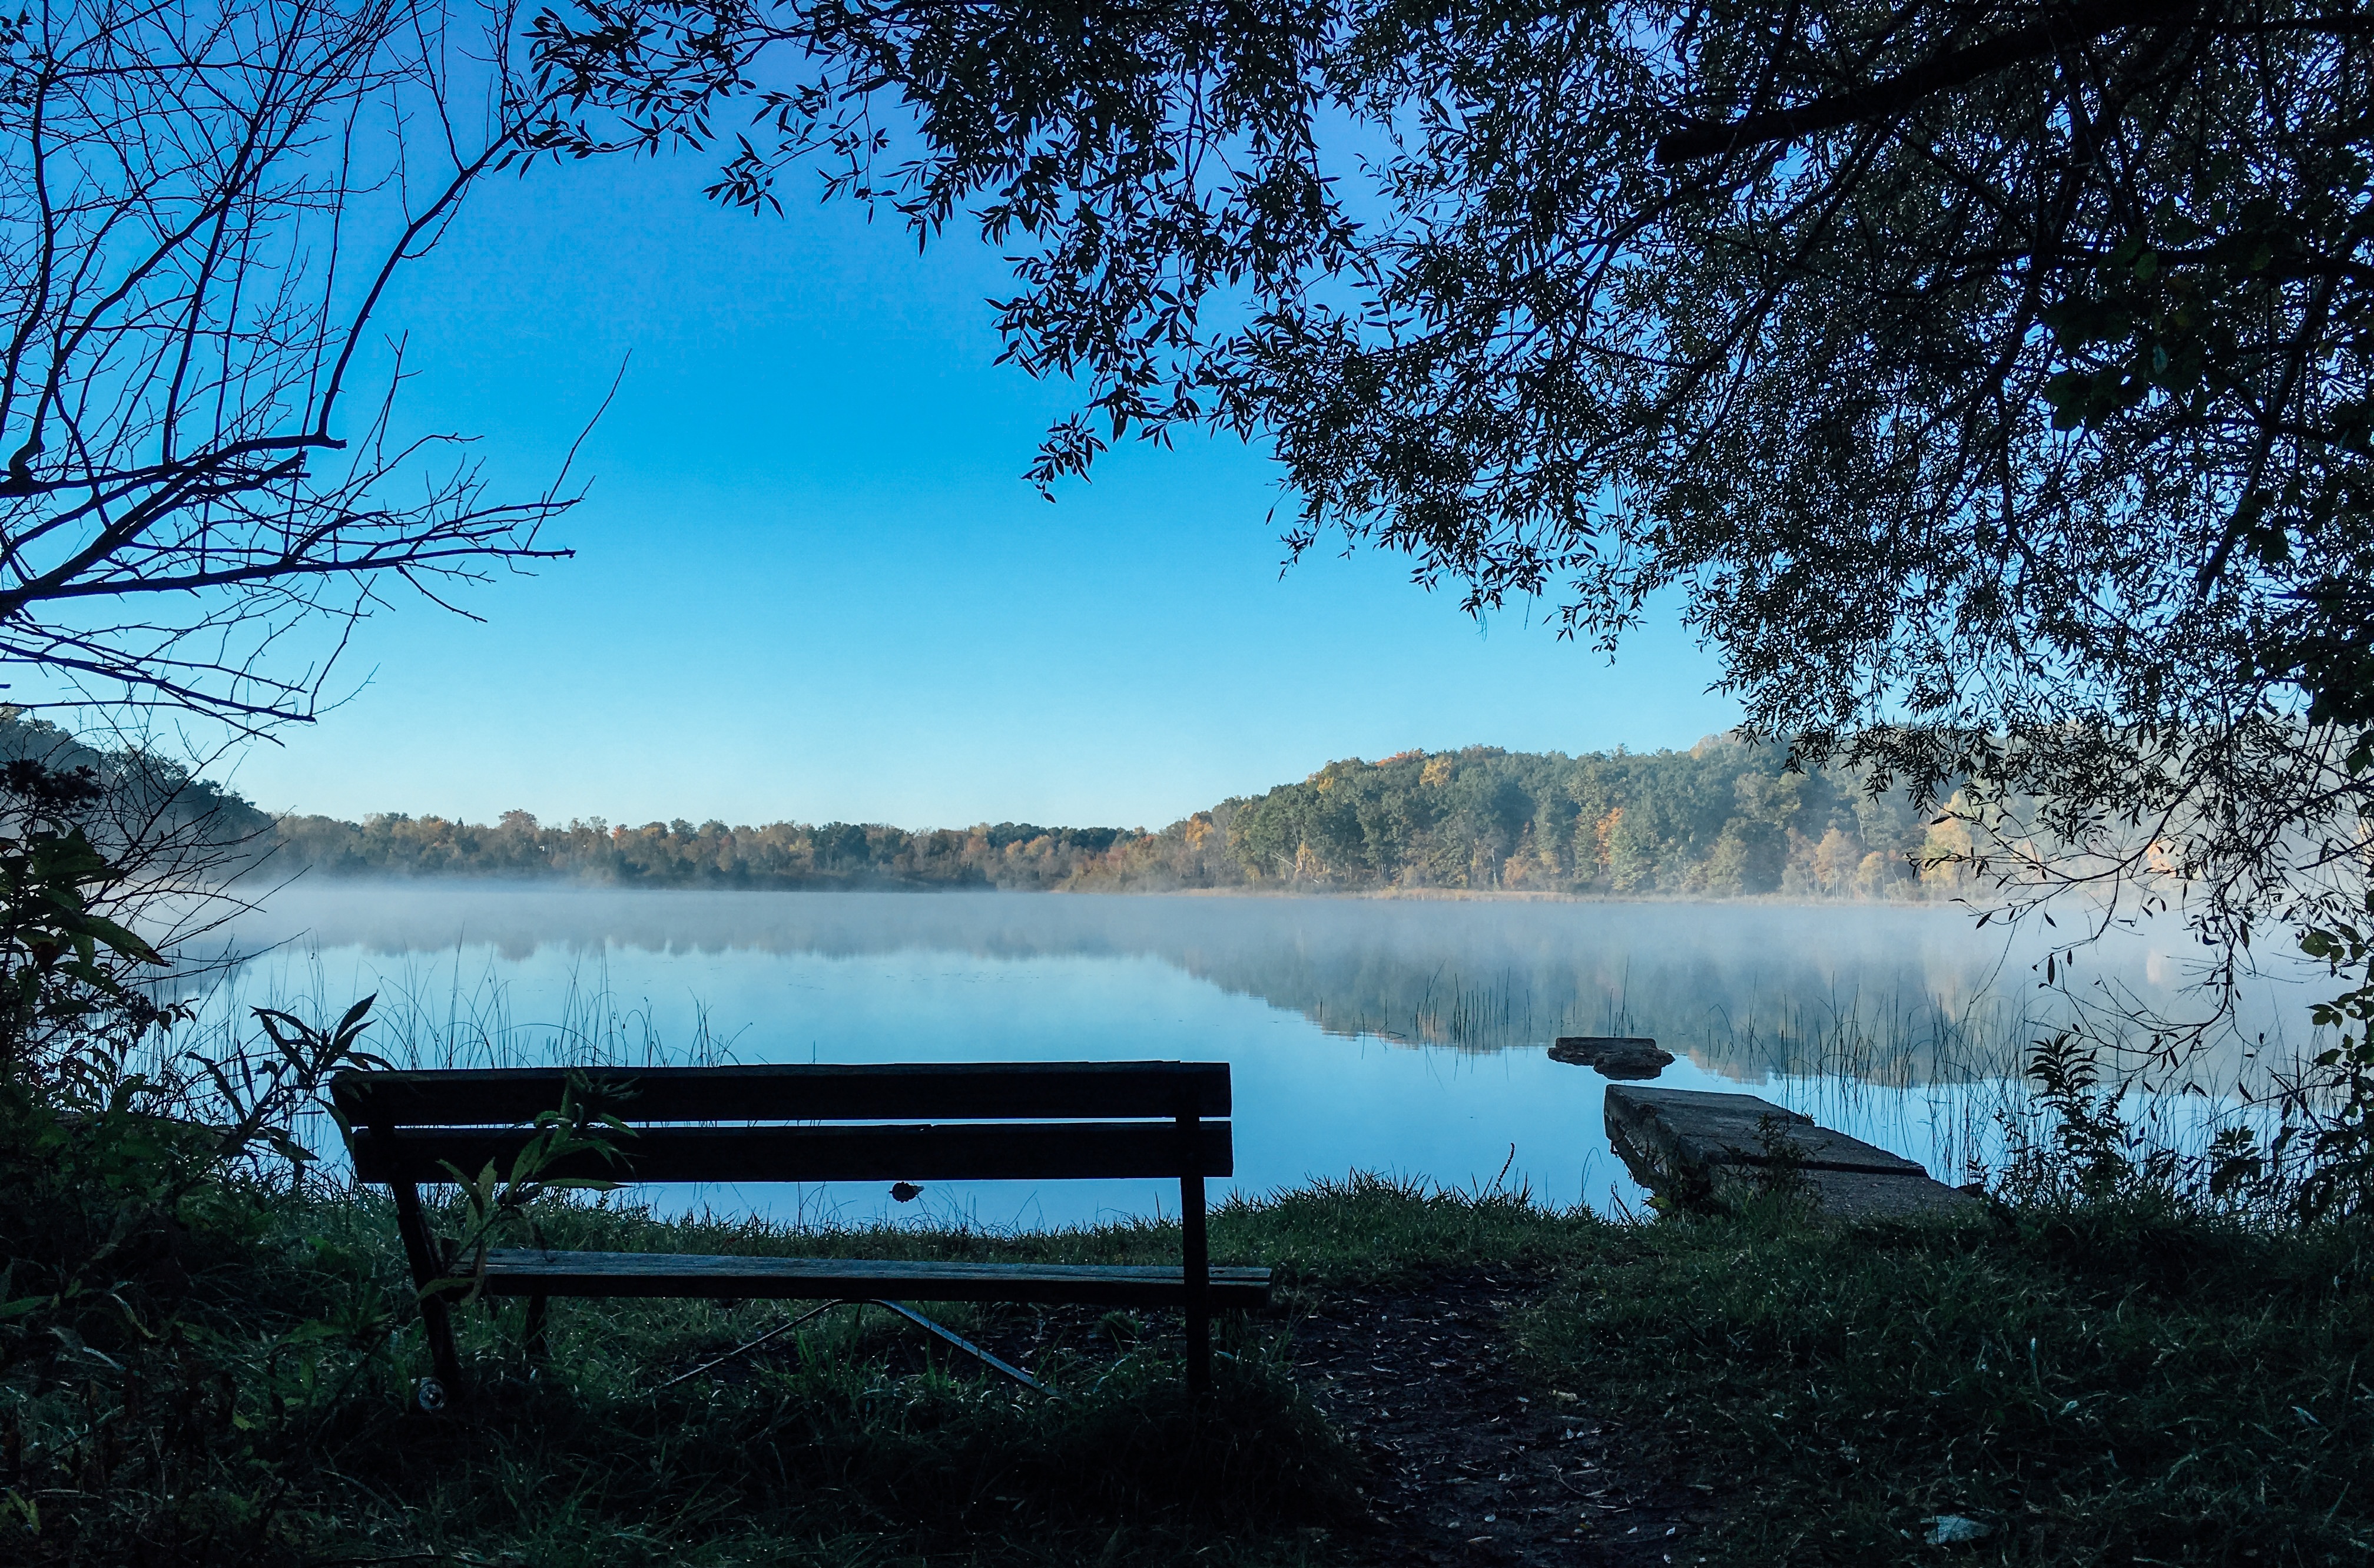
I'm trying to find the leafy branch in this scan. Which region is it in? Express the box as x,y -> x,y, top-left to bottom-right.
420,1073 -> 634,1311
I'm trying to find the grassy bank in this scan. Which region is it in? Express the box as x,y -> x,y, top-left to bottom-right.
1522,1195 -> 2373,1564
4,1173 -> 2369,1566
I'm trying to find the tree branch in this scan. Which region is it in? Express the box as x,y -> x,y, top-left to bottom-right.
1654,0 -> 2197,165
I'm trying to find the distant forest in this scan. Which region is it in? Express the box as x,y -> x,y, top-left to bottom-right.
270,735 -> 1977,900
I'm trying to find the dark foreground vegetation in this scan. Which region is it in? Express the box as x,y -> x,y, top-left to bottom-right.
6,1135 -> 2370,1568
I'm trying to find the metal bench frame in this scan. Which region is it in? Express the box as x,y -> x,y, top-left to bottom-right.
332,1061 -> 1266,1396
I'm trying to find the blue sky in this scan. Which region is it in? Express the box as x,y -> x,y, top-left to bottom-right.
217,149 -> 1740,830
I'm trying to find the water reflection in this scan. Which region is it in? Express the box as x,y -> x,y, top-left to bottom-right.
178,884 -> 2305,1225
201,884 -> 2283,1082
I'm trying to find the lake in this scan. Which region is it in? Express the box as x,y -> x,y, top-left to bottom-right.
191,884 -> 2293,1228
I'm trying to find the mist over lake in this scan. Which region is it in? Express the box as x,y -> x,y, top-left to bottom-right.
195,884 -> 2298,1226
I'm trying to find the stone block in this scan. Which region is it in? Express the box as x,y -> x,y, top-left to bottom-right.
1603,1084 -> 1978,1220
1547,1036 -> 1675,1079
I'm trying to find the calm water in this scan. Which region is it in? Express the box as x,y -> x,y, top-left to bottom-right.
188,885 -> 2292,1227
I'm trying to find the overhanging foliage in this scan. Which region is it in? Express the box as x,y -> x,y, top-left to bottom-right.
528,0 -> 2374,966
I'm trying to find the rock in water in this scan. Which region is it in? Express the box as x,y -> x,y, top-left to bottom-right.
1547,1036 -> 1674,1079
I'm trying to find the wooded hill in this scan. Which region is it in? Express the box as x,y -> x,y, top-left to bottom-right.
271,735 -> 1974,899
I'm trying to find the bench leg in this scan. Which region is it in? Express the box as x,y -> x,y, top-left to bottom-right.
420,1295 -> 462,1390
1181,1165 -> 1211,1398
523,1293 -> 549,1363
388,1175 -> 462,1391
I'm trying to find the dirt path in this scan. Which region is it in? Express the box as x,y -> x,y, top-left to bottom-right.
1283,1269 -> 1711,1567
794,1267 -> 1713,1563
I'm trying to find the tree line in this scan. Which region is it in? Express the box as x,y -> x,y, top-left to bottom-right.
270,734 -> 1972,900
271,810 -> 1145,891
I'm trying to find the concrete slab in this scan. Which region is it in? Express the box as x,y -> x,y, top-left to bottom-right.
1603,1084 -> 1977,1219
1795,1168 -> 1981,1220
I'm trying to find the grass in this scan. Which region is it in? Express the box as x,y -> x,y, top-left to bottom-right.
2,1171 -> 1597,1568
5,1172 -> 2370,1566
1517,1194 -> 2374,1566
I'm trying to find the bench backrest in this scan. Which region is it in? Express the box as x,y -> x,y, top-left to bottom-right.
333,1061 -> 1233,1186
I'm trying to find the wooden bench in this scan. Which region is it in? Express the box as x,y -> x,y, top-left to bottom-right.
332,1060 -> 1269,1395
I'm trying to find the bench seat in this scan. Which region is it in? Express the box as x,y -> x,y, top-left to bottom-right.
479,1249 -> 1274,1307
336,1059 -> 1256,1395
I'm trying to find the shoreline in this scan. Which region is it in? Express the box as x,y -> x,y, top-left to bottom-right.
248,870 -> 1981,914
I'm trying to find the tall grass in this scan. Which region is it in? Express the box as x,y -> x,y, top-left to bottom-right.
148,947 -> 741,1181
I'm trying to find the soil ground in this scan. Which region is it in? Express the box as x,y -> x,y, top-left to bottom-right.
1285,1268 -> 1708,1568
749,1268 -> 1712,1567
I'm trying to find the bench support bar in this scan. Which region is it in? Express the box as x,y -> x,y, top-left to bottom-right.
655,1297 -> 1046,1394
867,1299 -> 1047,1392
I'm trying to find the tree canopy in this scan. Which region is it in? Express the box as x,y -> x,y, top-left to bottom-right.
271,737 -> 1976,899
532,0 -> 2374,957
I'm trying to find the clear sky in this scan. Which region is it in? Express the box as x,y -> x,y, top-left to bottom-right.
212,148 -> 1740,831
